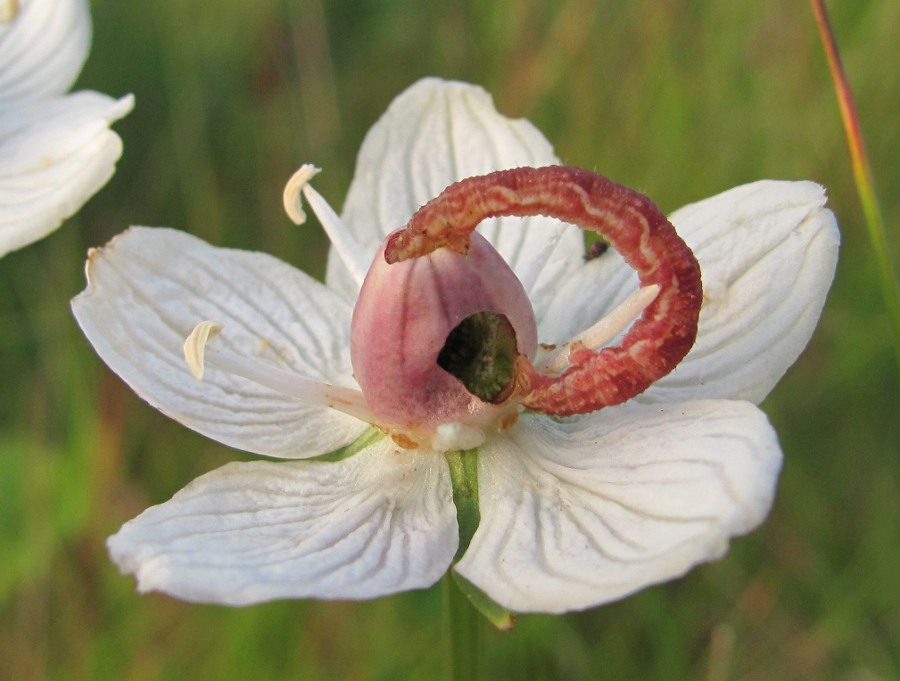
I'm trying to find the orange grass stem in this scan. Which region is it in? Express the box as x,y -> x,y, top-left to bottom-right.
811,0 -> 900,370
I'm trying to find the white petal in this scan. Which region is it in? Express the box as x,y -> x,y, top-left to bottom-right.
535,248 -> 639,345
0,0 -> 91,104
72,227 -> 367,459
0,91 -> 133,257
456,401 -> 781,613
643,180 -> 840,404
331,77 -> 584,319
108,440 -> 458,605
537,181 -> 839,402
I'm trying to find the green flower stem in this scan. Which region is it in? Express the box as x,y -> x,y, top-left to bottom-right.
445,450 -> 480,559
442,571 -> 483,681
811,0 -> 900,370
443,449 -> 482,680
442,449 -> 517,678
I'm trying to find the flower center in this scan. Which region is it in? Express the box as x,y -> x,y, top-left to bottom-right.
350,231 -> 537,451
184,165 -> 701,456
386,165 -> 703,417
437,312 -> 519,404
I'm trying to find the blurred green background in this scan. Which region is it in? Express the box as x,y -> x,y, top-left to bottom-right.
1,0 -> 898,679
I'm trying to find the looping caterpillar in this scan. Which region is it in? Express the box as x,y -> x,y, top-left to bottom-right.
385,165 -> 702,416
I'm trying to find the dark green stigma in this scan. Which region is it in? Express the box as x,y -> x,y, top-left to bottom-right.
437,311 -> 518,404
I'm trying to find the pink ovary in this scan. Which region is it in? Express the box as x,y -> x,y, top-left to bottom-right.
351,231 -> 538,444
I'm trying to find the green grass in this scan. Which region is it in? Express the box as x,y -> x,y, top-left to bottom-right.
1,0 -> 898,679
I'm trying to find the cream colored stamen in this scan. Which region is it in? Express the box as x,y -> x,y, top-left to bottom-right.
1,0 -> 19,23
282,165 -> 321,225
183,321 -> 375,423
538,285 -> 660,373
183,321 -> 221,380
282,164 -> 370,288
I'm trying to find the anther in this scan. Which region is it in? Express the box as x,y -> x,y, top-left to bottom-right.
283,165 -> 321,225
1,0 -> 19,23
183,320 -> 221,380
282,165 -> 370,287
183,321 -> 376,423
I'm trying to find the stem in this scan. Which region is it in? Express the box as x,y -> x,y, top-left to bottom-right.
442,450 -> 483,680
445,450 -> 480,560
811,0 -> 900,370
444,449 -> 517,634
442,572 -> 483,681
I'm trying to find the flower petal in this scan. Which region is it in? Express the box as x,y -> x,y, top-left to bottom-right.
455,401 -> 781,613
645,180 -> 839,403
534,248 -> 639,345
331,77 -> 584,319
108,440 -> 458,604
0,0 -> 91,104
537,181 -> 839,402
0,91 -> 133,257
71,227 -> 367,459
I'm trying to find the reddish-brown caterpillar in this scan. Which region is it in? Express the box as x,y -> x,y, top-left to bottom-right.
385,165 -> 703,417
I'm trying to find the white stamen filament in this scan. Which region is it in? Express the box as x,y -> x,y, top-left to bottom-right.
538,284 -> 660,373
283,164 -> 370,288
183,321 -> 376,424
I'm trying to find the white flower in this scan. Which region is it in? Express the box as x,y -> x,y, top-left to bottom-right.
0,0 -> 133,257
71,78 -> 839,614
